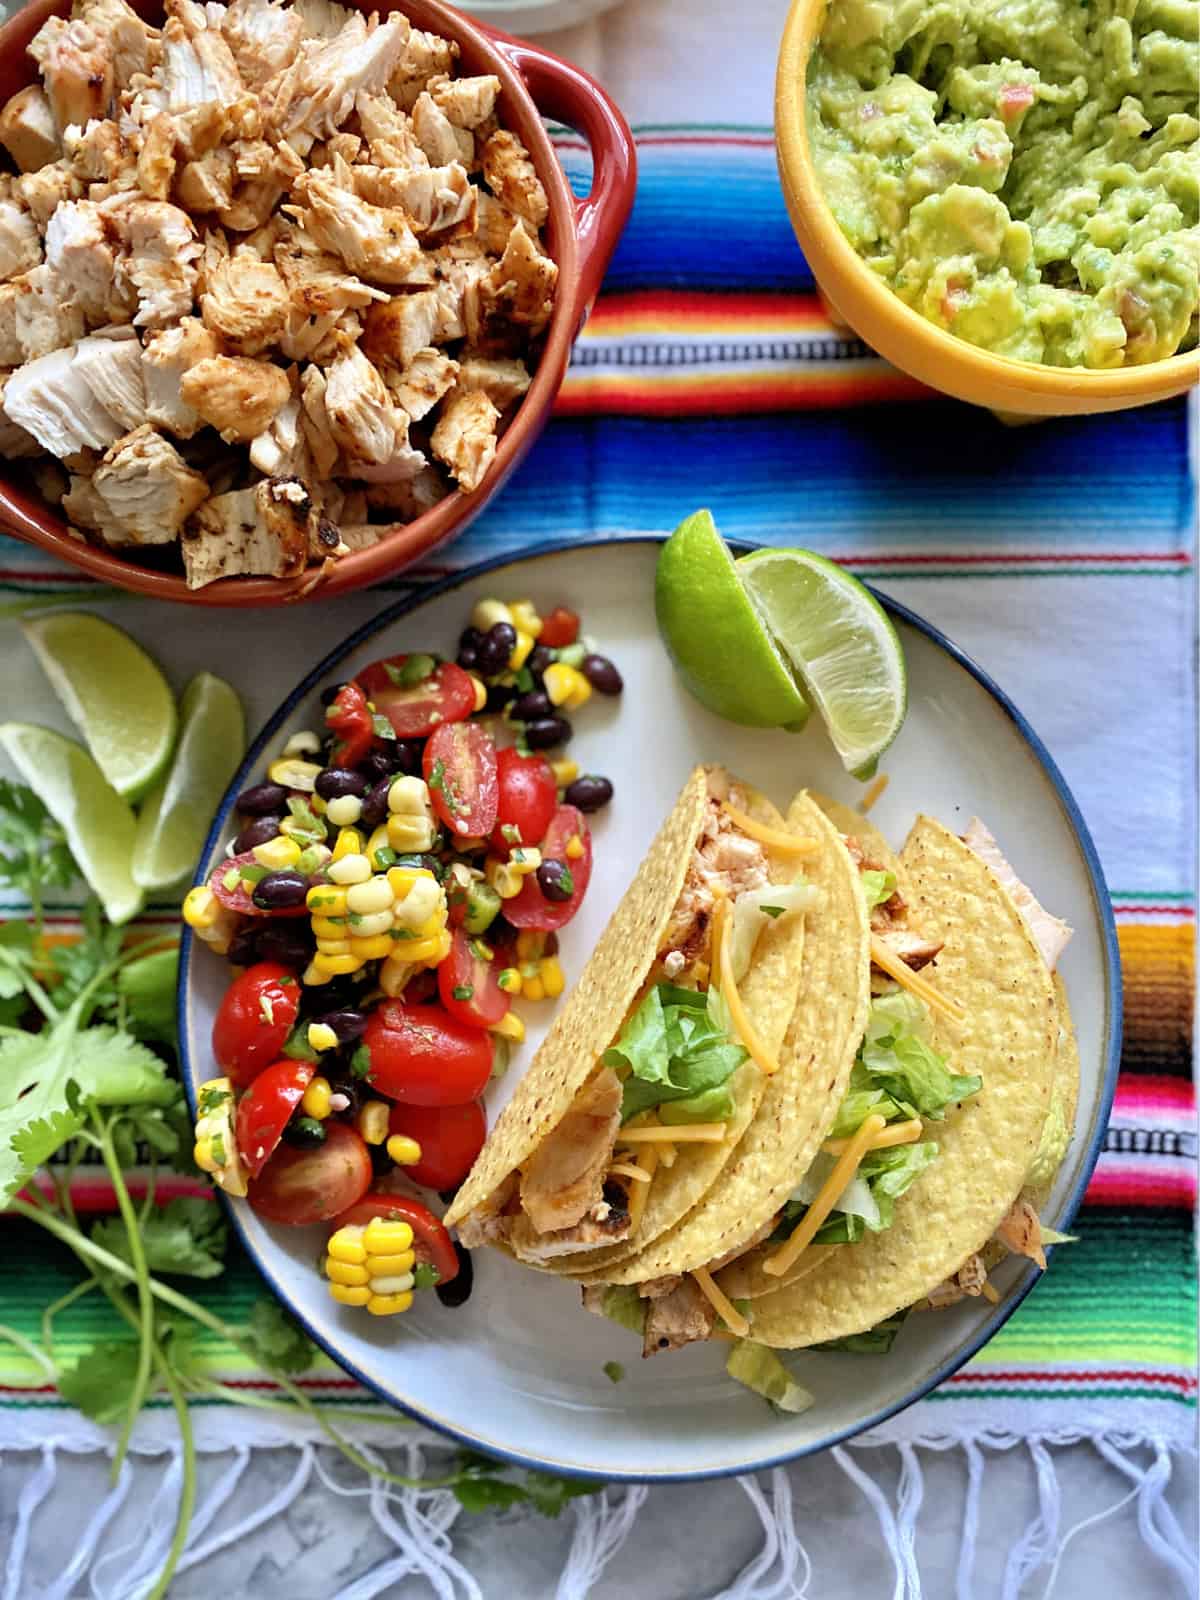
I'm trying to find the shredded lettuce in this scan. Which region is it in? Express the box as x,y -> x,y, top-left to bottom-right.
812,1311 -> 909,1355
860,869 -> 897,908
604,983 -> 747,1123
725,1341 -> 814,1414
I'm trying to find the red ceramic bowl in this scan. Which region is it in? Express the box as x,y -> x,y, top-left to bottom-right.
0,0 -> 636,605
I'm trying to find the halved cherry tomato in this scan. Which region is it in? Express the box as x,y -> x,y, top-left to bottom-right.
247,1121 -> 371,1225
358,656 -> 475,739
490,748 -> 556,855
326,682 -> 374,768
388,1100 -> 486,1192
209,851 -> 309,919
212,962 -> 302,1088
538,606 -> 579,648
335,1194 -> 459,1285
437,927 -> 509,1028
423,721 -> 498,838
504,806 -> 592,930
236,1058 -> 314,1177
360,1000 -> 494,1105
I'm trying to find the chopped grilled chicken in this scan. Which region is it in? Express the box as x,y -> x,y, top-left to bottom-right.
141,315 -> 217,436
361,288 -> 439,368
199,251 -> 288,353
6,346 -> 125,456
428,73 -> 499,130
322,342 -> 404,467
149,16 -> 244,119
72,330 -> 148,431
273,229 -> 385,314
136,112 -> 177,200
388,346 -> 458,421
0,287 -> 22,368
352,161 -> 475,238
455,1171 -> 518,1251
506,1190 -> 633,1264
961,818 -> 1073,972
389,27 -> 456,112
217,141 -> 303,233
473,190 -> 516,254
480,129 -> 547,231
16,162 -> 84,229
642,1277 -> 716,1358
287,171 -> 423,285
429,249 -> 489,343
430,385 -> 499,493
659,797 -> 771,975
176,147 -> 235,212
0,372 -> 41,458
0,202 -> 42,283
181,473 -> 312,585
220,0 -> 304,88
290,0 -> 351,39
28,17 -> 114,133
362,462 -> 446,521
75,423 -> 208,544
262,11 -> 410,157
354,91 -> 421,152
0,86 -> 61,174
926,1252 -> 989,1310
456,353 -> 530,410
11,265 -> 87,361
638,1275 -> 684,1301
843,834 -> 945,973
483,219 -> 556,333
102,195 -> 202,327
44,200 -> 124,323
179,352 -> 290,440
248,391 -> 310,477
77,0 -> 162,88
519,1067 -> 623,1236
276,305 -> 345,361
298,362 -> 338,476
410,91 -> 472,168
994,1195 -> 1046,1270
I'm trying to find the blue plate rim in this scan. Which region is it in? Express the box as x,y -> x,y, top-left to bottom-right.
178,532 -> 1122,1483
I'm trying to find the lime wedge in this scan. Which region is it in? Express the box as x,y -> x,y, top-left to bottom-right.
0,722 -> 143,924
655,510 -> 811,729
132,674 -> 245,891
21,612 -> 177,803
737,549 -> 907,778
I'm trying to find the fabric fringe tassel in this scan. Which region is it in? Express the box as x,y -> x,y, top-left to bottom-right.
2,1432 -> 1195,1599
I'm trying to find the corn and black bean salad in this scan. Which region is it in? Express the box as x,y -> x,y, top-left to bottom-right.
184,598 -> 619,1317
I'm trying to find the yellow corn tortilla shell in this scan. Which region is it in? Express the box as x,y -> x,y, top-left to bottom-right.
566,791 -> 870,1285
811,795 -> 895,867
546,791 -> 808,1276
749,814 -> 1058,1349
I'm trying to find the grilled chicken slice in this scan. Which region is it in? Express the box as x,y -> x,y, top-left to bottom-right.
961,818 -> 1073,972
410,91 -> 471,168
10,265 -> 87,362
72,331 -> 148,431
351,161 -> 475,238
389,28 -> 458,112
151,15 -> 244,119
72,422 -> 208,545
136,112 -> 178,201
519,1067 -> 624,1236
288,171 -> 424,285
483,219 -> 556,334
843,834 -> 944,973
430,385 -> 499,493
176,148 -> 236,214
642,1277 -> 716,1357
0,372 -> 41,458
298,362 -> 338,477
28,16 -> 115,133
994,1196 -> 1046,1270
638,1275 -> 684,1301
102,195 -> 202,328
141,316 -> 217,436
262,11 -> 410,157
200,251 -> 289,354
361,289 -> 440,369
16,162 -> 84,229
926,1252 -> 989,1309
0,202 -> 42,284
3,345 -> 122,455
291,0 -> 352,40
181,475 -> 311,586
220,0 -> 304,88
180,353 -> 291,441
77,0 -> 162,89
506,1187 -> 633,1264
249,391 -> 310,478
428,73 -> 499,131
44,200 -> 123,323
480,129 -> 548,231
0,86 -> 61,175
388,347 -> 458,422
456,353 -> 530,410
659,796 -> 771,976
274,229 -> 385,314
321,342 -> 400,466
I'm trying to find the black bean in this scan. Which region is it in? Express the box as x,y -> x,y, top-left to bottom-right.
536,858 -> 574,902
528,644 -> 555,678
475,622 -> 517,677
565,774 -> 613,813
524,715 -> 572,749
255,921 -> 315,969
236,782 -> 288,816
234,814 -> 284,853
582,654 -> 623,695
485,682 -> 516,714
360,740 -> 422,779
315,1008 -> 368,1045
435,1243 -> 473,1307
227,922 -> 260,967
458,625 -> 483,653
512,689 -> 551,722
326,1074 -> 367,1117
320,682 -> 350,707
369,1140 -> 395,1177
315,767 -> 367,801
251,869 -> 308,911
359,777 -> 392,831
488,913 -> 518,951
282,1116 -> 326,1149
457,646 -> 478,671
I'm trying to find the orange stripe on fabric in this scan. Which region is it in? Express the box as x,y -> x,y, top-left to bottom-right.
582,290 -> 831,338
554,369 -> 927,416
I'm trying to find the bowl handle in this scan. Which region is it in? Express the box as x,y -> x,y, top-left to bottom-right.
483,30 -> 637,323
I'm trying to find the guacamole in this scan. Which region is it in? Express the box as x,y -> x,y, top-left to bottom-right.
807,0 -> 1200,367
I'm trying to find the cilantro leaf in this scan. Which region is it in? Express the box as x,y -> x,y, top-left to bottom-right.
0,779 -> 77,901
93,1197 -> 228,1280
57,1341 -> 142,1423
413,1262 -> 440,1291
48,899 -> 123,1012
448,1453 -> 598,1517
244,1297 -> 318,1375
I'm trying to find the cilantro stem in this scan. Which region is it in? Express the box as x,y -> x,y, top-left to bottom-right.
0,947 -> 56,1021
41,1277 -> 97,1362
94,1110 -> 154,1484
0,1322 -> 56,1383
146,1352 -> 195,1600
186,1378 -> 418,1434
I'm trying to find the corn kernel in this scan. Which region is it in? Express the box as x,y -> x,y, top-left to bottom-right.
362,825 -> 389,869
379,955 -> 414,997
515,930 -> 546,962
301,1075 -> 333,1118
369,1273 -> 415,1295
388,775 -> 431,815
539,956 -> 566,998
551,758 -> 579,787
311,794 -> 327,816
352,913 -> 396,943
316,937 -> 352,956
508,600 -> 543,637
508,846 -> 541,877
471,597 -> 512,632
386,1134 -> 422,1165
386,864 -> 431,896
306,1023 -> 339,1053
279,816 -> 326,842
509,629 -> 534,671
565,834 -> 585,860
544,662 -> 591,710
492,1011 -> 525,1043
387,813 -> 437,852
327,1258 -> 369,1287
313,952 -> 361,976
307,885 -> 348,914
368,1251 -> 415,1276
327,852 -> 372,885
486,856 -> 523,899
283,731 -> 322,756
252,835 -> 301,870
467,673 -> 487,712
183,886 -> 218,930
325,794 -> 363,827
364,1217 -> 414,1252
357,1101 -> 390,1144
367,1291 -> 413,1316
311,916 -> 348,940
267,757 -> 323,792
523,976 -> 545,1001
331,827 -> 365,862
327,1226 -> 366,1264
330,1283 -> 371,1307
346,876 -> 394,916
302,960 -> 332,985
193,1137 -> 213,1170
349,933 -> 395,961
432,929 -> 453,964
393,876 -> 443,929
497,966 -> 522,994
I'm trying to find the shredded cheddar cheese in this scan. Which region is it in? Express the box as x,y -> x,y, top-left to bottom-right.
608,1161 -> 652,1184
870,934 -> 967,1026
717,891 -> 780,1076
763,1113 -> 888,1278
857,773 -> 889,813
980,1279 -> 1001,1305
692,1266 -> 750,1338
626,1145 -> 659,1230
822,1117 -> 923,1157
619,1123 -> 729,1144
721,803 -> 818,856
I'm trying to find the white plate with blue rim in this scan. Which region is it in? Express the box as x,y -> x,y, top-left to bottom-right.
179,536 -> 1120,1482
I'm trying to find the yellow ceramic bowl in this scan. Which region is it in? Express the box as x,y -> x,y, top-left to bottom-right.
775,0 -> 1200,417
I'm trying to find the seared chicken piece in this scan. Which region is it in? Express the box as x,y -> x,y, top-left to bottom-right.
484,219 -> 556,333
481,130 -> 548,231
5,345 -> 125,455
78,423 -> 208,544
287,171 -> 423,285
179,352 -> 290,440
180,474 -> 310,585
0,202 -> 42,284
389,27 -> 456,112
16,162 -> 84,228
136,112 -> 178,200
994,1196 -> 1047,1270
176,147 -> 236,213
0,287 -> 21,368
456,353 -> 530,410
961,818 -> 1073,971
63,118 -> 129,186
389,346 -> 458,421
430,249 -> 490,343
12,265 -> 87,362
474,190 -> 516,254
363,463 -> 446,520
642,1277 -> 716,1358
0,371 -> 42,458
262,11 -> 410,158
428,73 -> 499,130
354,91 -> 421,152
220,0 -> 304,88
291,0 -> 352,41
248,391 -> 311,478
927,1252 -> 989,1310
103,195 -> 202,327
142,313 -> 220,436
273,228 -> 384,313
505,1189 -> 633,1264
353,161 -> 474,238
72,330 -> 148,431
659,797 -> 771,973
638,1275 -> 685,1301
44,200 -> 124,323
28,17 -> 114,133
410,91 -> 472,167
519,1067 -> 623,1236
0,87 -> 61,174
298,362 -> 338,476
361,288 -> 439,368
322,342 -> 401,465
77,0 -> 162,88
151,16 -> 244,118
431,386 -> 499,493
843,833 -> 944,973
200,252 -> 288,353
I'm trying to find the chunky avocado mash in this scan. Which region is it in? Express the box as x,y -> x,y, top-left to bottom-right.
808,0 -> 1200,367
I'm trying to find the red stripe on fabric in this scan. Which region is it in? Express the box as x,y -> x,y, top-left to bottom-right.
1114,905 -> 1195,918
553,376 -> 923,416
553,134 -> 776,151
949,1370 -> 1197,1392
1113,1075 -> 1197,1111
829,551 -> 1192,567
584,290 -> 826,322
1084,1169 -> 1197,1206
